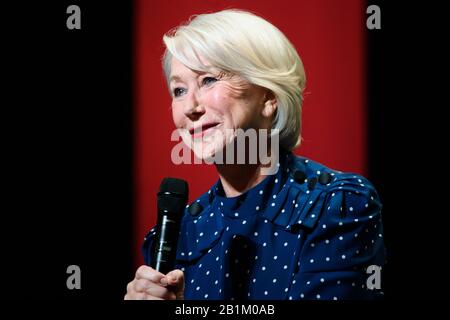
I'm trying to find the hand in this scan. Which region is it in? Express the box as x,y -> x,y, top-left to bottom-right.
124,265 -> 185,300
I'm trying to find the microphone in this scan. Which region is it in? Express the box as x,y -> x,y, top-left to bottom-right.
152,177 -> 189,274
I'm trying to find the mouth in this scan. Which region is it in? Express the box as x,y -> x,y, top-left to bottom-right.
189,122 -> 220,138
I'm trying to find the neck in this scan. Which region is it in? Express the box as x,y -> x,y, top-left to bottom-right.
214,142 -> 278,197
213,136 -> 282,197
215,162 -> 266,198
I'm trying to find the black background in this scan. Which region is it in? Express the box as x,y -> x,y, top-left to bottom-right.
3,1 -> 448,300
367,1 -> 448,299
4,1 -> 133,299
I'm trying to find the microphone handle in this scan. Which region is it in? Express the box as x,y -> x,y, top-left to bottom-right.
153,214 -> 181,274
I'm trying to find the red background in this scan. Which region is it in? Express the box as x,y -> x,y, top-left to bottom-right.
134,0 -> 366,267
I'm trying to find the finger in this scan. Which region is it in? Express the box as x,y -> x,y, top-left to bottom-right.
125,291 -> 147,300
144,285 -> 177,300
165,269 -> 185,298
135,265 -> 165,284
166,269 -> 184,286
145,295 -> 164,300
133,279 -> 175,299
129,291 -> 171,300
134,279 -> 153,292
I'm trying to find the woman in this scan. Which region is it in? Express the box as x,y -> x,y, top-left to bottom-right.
125,9 -> 385,300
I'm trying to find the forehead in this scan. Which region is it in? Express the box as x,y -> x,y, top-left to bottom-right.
169,58 -> 197,84
169,56 -> 217,83
170,57 -> 196,76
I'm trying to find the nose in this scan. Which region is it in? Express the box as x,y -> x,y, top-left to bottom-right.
183,89 -> 205,120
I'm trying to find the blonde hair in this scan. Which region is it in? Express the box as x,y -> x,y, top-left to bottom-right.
162,9 -> 306,151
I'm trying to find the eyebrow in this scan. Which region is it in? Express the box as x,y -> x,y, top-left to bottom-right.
169,70 -> 211,84
169,75 -> 183,83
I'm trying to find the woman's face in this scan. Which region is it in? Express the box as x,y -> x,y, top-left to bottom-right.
170,57 -> 274,160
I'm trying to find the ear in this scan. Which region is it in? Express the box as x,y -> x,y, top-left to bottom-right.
261,90 -> 277,119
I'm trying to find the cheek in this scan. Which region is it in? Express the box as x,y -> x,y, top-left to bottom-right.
205,86 -> 235,116
213,81 -> 253,109
171,102 -> 183,126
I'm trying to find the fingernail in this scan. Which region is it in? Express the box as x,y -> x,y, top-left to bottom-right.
160,277 -> 168,286
167,275 -> 178,283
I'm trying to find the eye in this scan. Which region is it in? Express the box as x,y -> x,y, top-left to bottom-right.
173,87 -> 186,97
202,76 -> 218,86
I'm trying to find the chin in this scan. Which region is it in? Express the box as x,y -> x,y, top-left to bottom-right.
181,128 -> 236,164
191,140 -> 225,163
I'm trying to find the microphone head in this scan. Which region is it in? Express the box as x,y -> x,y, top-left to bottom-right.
157,178 -> 189,218
159,177 -> 189,196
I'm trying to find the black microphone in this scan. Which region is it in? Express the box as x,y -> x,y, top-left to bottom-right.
152,177 -> 189,274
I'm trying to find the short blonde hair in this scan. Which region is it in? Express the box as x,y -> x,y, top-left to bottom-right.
162,9 -> 306,151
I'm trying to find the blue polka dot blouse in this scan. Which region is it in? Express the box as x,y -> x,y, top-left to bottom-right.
143,150 -> 386,300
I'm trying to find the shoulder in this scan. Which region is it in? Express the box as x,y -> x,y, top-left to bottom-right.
285,155 -> 386,274
287,154 -> 380,205
270,153 -> 382,231
287,154 -> 377,191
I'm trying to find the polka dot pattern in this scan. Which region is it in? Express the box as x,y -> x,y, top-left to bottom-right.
142,150 -> 386,300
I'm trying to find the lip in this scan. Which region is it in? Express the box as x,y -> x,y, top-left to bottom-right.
189,122 -> 220,135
